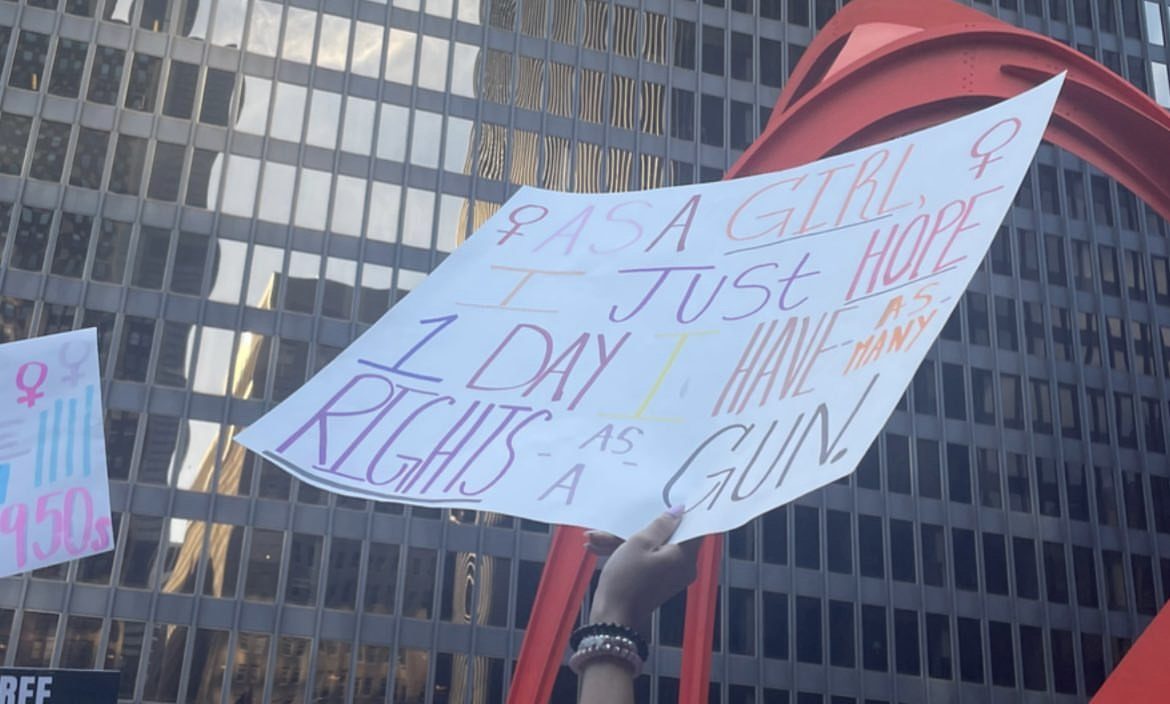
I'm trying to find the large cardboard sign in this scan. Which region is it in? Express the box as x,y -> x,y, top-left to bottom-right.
238,76 -> 1064,540
0,329 -> 114,577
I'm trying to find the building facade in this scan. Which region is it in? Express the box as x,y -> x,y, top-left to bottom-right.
0,0 -> 1167,702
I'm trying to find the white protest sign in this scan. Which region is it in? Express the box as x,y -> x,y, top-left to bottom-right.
0,329 -> 114,577
237,75 -> 1064,541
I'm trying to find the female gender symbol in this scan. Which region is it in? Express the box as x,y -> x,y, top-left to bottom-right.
58,341 -> 90,387
16,362 -> 48,407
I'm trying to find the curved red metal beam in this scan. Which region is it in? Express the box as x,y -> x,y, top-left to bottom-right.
516,2 -> 1170,703
735,0 -> 1170,221
681,1 -> 1170,703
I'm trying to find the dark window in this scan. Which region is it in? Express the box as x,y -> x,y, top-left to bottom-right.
1123,472 -> 1147,530
1001,373 -> 1024,431
942,362 -> 966,420
889,519 -> 915,583
913,359 -> 938,417
115,316 -> 155,382
989,226 -> 1012,275
51,212 -> 93,278
131,226 -> 170,289
730,101 -> 752,150
700,94 -> 723,147
925,613 -> 952,679
1095,465 -> 1120,526
1132,554 -> 1158,615
1051,306 -> 1073,361
795,596 -> 821,664
957,617 -> 983,683
70,127 -> 108,189
10,32 -> 50,91
1102,550 -> 1126,611
1012,537 -> 1039,600
125,53 -> 163,112
1073,545 -> 1099,608
762,591 -> 788,659
0,113 -> 33,175
1085,385 -> 1104,442
885,433 -> 911,495
856,443 -> 880,490
1031,379 -> 1054,436
1016,228 -> 1040,281
200,69 -> 234,126
762,507 -> 787,565
1152,476 -> 1170,534
982,533 -> 1009,596
952,529 -> 977,591
87,46 -> 124,104
701,25 -> 724,75
921,523 -> 945,587
988,621 -> 1015,687
1019,625 -> 1047,691
1043,541 -> 1069,604
186,148 -> 217,207
1133,323 -> 1155,377
1044,234 -> 1067,285
966,292 -> 990,346
673,20 -> 695,69
109,135 -> 147,195
1036,457 -> 1060,516
828,600 -> 854,668
29,120 -> 71,182
794,505 -> 819,570
977,447 -> 1002,509
971,368 -> 995,425
140,0 -> 171,31
1006,452 -> 1031,513
48,38 -> 88,98
1116,392 -> 1138,449
861,605 -> 887,672
147,142 -> 184,201
12,206 -> 53,272
728,587 -> 755,655
730,31 -> 751,81
945,442 -> 971,504
1059,383 -> 1082,439
826,510 -> 851,574
91,219 -> 132,283
857,514 -> 883,579
759,37 -> 783,87
1072,240 -> 1094,292
1082,633 -> 1106,696
163,61 -> 199,119
670,88 -> 694,141
893,609 -> 919,676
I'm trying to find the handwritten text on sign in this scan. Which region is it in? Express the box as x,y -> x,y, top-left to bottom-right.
237,76 -> 1064,541
0,329 -> 113,578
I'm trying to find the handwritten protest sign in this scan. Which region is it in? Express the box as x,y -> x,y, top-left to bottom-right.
238,75 -> 1064,541
0,329 -> 114,577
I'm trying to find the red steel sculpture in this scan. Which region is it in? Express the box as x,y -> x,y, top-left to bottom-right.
507,0 -> 1170,701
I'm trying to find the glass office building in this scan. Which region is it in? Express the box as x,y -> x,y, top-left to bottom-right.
0,0 -> 1168,701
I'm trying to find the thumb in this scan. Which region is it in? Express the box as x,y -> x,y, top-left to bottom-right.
631,505 -> 685,549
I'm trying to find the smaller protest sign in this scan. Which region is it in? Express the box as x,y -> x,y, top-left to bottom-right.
0,329 -> 114,578
0,669 -> 119,704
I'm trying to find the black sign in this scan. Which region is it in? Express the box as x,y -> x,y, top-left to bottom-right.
0,669 -> 118,704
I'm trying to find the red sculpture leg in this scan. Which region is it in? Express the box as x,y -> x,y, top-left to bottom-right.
506,525 -> 596,704
678,535 -> 723,704
1092,603 -> 1170,702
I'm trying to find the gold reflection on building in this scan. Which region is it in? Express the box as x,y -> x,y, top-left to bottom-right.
475,0 -> 668,202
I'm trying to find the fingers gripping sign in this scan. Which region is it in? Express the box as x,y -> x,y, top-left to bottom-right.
588,506 -> 701,631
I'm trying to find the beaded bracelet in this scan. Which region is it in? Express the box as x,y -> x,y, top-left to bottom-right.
570,622 -> 649,661
568,635 -> 644,677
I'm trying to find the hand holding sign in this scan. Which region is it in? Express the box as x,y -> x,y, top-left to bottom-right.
237,75 -> 1065,541
0,329 -> 114,578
